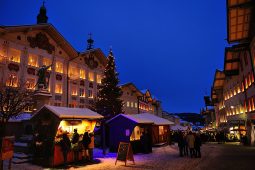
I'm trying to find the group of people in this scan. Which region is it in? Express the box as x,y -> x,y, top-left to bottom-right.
177,131 -> 202,158
59,129 -> 94,166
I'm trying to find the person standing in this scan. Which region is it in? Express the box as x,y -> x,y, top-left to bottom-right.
186,131 -> 195,158
60,133 -> 71,167
88,132 -> 95,162
183,133 -> 189,157
71,129 -> 80,162
177,131 -> 184,157
194,133 -> 202,158
82,132 -> 91,162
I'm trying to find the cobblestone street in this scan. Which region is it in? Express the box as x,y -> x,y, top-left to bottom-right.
4,143 -> 255,170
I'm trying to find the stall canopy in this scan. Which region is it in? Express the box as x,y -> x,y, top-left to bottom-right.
32,105 -> 104,120
106,113 -> 153,124
170,125 -> 189,131
130,113 -> 174,125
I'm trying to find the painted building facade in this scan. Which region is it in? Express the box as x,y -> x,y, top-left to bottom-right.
120,83 -> 163,116
0,4 -> 107,111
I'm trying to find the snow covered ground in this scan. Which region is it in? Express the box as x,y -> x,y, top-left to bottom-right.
4,143 -> 248,170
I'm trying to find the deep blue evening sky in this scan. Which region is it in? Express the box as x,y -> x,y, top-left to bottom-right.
0,0 -> 227,113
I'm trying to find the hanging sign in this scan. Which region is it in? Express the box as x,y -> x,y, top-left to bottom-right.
115,142 -> 135,166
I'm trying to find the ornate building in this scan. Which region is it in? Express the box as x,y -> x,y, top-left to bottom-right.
120,83 -> 163,116
0,3 -> 107,111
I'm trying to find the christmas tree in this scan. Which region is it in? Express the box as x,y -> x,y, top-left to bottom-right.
95,49 -> 123,119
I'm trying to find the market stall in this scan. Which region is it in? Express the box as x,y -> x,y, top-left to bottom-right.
131,113 -> 174,145
106,114 -> 153,153
30,105 -> 103,167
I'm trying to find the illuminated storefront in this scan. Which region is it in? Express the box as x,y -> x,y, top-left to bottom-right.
31,105 -> 103,167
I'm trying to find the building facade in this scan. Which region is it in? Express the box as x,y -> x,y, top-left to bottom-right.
0,4 -> 107,111
120,83 -> 163,116
212,0 -> 255,143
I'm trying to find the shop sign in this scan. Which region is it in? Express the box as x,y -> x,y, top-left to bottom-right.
228,120 -> 245,126
0,136 -> 15,160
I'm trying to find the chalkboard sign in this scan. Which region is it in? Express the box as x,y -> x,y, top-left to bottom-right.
115,142 -> 135,166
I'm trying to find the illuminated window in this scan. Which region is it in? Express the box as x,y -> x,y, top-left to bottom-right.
71,85 -> 78,96
88,90 -> 93,98
9,48 -> 20,63
89,72 -> 94,81
131,102 -> 133,108
79,88 -> 85,97
42,58 -> 52,70
6,74 -> 18,87
97,74 -> 102,84
80,69 -> 86,79
127,101 -> 130,107
69,66 -> 79,79
135,103 -> 137,108
26,78 -> 36,90
28,54 -> 38,67
159,126 -> 164,135
55,61 -> 63,73
130,126 -> 142,141
55,83 -> 62,94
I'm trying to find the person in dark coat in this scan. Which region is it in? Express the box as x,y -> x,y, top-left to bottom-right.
60,133 -> 71,167
82,132 -> 91,161
194,133 -> 202,158
140,132 -> 149,154
71,129 -> 80,162
177,131 -> 185,157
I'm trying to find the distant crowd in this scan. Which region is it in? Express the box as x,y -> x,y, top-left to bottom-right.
176,131 -> 202,158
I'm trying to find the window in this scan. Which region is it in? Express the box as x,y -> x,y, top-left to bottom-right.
28,54 -> 38,67
54,102 -> 61,107
159,126 -> 164,135
26,78 -> 36,90
55,61 -> 63,73
55,83 -> 62,94
79,88 -> 85,97
135,103 -> 137,108
71,85 -> 78,96
42,58 -> 52,70
69,66 -> 79,79
96,74 -> 102,84
88,90 -> 93,98
89,72 -> 94,81
6,74 -> 18,87
9,48 -> 20,63
80,69 -> 86,79
127,101 -> 130,107
131,102 -> 134,108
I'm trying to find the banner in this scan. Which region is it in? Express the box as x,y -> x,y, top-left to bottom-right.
1,136 -> 15,160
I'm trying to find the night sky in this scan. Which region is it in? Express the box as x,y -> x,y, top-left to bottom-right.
0,0 -> 228,113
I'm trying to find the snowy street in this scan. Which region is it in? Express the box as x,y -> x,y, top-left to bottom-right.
4,142 -> 255,170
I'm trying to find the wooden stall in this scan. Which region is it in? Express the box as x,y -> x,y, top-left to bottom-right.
30,105 -> 103,167
131,113 -> 174,145
106,114 -> 153,153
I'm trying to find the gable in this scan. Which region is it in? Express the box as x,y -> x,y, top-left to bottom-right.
0,24 -> 77,59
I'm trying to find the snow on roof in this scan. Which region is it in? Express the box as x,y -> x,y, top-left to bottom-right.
8,113 -> 32,122
131,113 -> 174,125
106,114 -> 153,124
140,89 -> 148,94
170,125 -> 188,131
33,105 -> 104,119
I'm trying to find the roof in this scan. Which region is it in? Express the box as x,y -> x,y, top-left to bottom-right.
170,125 -> 188,131
106,114 -> 153,124
1,24 -> 78,58
120,82 -> 143,96
131,113 -> 174,125
32,105 -> 104,119
8,113 -> 32,122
